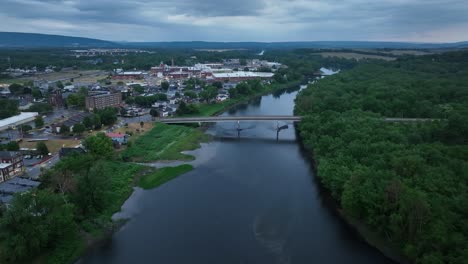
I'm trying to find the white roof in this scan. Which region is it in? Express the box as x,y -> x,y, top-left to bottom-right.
0,163 -> 12,169
122,71 -> 144,75
212,71 -> 274,78
0,112 -> 39,129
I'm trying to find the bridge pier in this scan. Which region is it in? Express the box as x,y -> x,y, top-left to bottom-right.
276,121 -> 289,141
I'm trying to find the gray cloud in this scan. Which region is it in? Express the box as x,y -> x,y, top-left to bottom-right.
0,0 -> 467,42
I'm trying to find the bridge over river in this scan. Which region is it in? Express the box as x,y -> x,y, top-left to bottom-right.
158,115 -> 302,123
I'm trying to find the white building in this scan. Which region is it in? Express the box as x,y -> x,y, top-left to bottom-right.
0,112 -> 39,131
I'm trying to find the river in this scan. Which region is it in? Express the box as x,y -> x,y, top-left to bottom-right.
80,84 -> 394,264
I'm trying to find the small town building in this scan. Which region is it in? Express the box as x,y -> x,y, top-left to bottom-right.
212,71 -> 274,82
112,71 -> 145,80
59,147 -> 86,158
0,151 -> 24,183
106,133 -> 128,145
48,89 -> 64,107
85,92 -> 122,110
0,112 -> 39,132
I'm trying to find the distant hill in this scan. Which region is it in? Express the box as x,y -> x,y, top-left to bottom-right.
0,32 -> 117,48
0,32 -> 467,49
122,41 -> 468,49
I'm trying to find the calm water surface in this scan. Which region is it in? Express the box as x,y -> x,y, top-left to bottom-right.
80,86 -> 394,264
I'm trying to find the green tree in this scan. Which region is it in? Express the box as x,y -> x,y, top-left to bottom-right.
0,99 -> 19,119
36,142 -> 49,155
82,116 -> 93,129
56,81 -> 64,89
212,81 -> 223,89
72,161 -> 110,217
150,108 -> 159,117
184,90 -> 197,99
83,133 -> 114,159
132,84 -> 144,94
161,81 -> 170,91
228,88 -> 239,99
6,141 -> 19,151
27,103 -> 52,114
35,116 -> 44,128
72,123 -> 85,134
66,93 -> 85,108
31,88 -> 42,99
8,83 -> 23,94
95,107 -> 117,126
20,124 -> 32,132
60,124 -> 70,134
0,190 -> 76,262
91,114 -> 101,129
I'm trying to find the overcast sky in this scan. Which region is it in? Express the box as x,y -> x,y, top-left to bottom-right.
1,0 -> 467,42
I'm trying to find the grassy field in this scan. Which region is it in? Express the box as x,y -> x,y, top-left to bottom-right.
114,122 -> 155,136
2,70 -> 109,85
20,138 -> 81,154
122,123 -> 209,162
139,164 -> 193,189
314,52 -> 395,61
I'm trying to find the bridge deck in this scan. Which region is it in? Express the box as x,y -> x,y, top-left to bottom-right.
158,115 -> 302,123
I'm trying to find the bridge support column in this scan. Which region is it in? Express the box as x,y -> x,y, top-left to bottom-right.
276,121 -> 289,141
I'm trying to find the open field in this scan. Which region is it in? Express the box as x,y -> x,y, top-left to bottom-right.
122,123 -> 210,162
6,70 -> 109,84
114,122 -> 155,137
313,52 -> 395,61
20,138 -> 80,153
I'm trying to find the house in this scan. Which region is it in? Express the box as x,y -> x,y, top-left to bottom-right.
0,151 -> 24,182
106,133 -> 128,145
59,147 -> 86,158
52,112 -> 92,133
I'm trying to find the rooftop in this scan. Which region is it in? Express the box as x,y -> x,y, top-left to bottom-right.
212,71 -> 274,78
0,112 -> 39,130
106,133 -> 126,138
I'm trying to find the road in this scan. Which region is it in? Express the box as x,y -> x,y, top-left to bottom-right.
25,154 -> 60,180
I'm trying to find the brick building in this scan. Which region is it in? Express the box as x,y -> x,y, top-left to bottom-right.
85,92 -> 122,110
48,89 -> 64,107
0,151 -> 24,182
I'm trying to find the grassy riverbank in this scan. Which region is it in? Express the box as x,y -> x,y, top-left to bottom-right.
139,164 -> 194,189
122,123 -> 210,162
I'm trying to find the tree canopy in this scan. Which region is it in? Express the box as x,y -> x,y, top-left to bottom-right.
295,51 -> 468,264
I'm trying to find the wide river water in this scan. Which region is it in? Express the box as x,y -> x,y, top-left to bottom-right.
80,85 -> 394,264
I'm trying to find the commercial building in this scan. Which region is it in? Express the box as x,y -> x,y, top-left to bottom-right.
212,71 -> 274,82
0,151 -> 24,183
85,92 -> 122,110
0,112 -> 39,131
112,71 -> 146,80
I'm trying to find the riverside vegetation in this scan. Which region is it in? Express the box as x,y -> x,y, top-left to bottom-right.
295,51 -> 468,263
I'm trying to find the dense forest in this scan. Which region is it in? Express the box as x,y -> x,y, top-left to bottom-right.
295,51 -> 468,263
